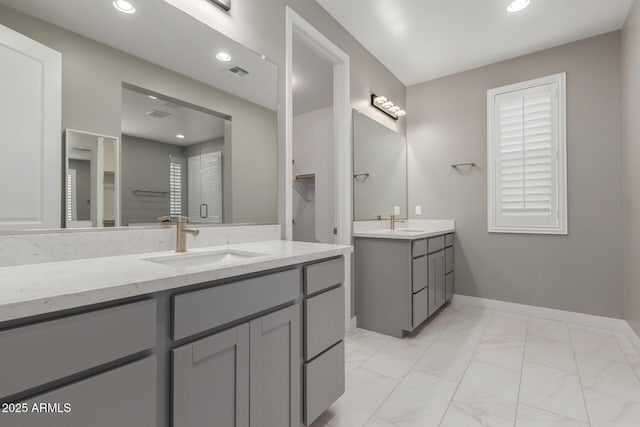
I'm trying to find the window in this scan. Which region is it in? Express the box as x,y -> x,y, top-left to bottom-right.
169,156 -> 185,216
487,73 -> 567,234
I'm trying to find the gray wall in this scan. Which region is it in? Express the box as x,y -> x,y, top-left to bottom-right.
0,4 -> 277,225
407,32 -> 625,318
121,135 -> 185,225
623,1 -> 640,334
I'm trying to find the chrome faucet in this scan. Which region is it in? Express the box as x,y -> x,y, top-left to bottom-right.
390,215 -> 404,230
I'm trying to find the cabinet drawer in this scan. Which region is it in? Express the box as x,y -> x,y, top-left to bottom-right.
173,269 -> 300,340
304,257 -> 344,295
445,233 -> 454,247
412,256 -> 427,293
412,239 -> 427,257
412,287 -> 429,328
305,286 -> 345,361
1,357 -> 157,427
0,300 -> 156,398
445,247 -> 454,274
428,236 -> 445,253
304,341 -> 345,425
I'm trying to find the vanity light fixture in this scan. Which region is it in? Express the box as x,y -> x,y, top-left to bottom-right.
507,0 -> 530,13
176,134 -> 185,139
216,51 -> 232,62
371,94 -> 406,120
113,0 -> 136,14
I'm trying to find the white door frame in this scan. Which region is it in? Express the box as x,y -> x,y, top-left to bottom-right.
285,7 -> 353,328
64,129 -> 121,228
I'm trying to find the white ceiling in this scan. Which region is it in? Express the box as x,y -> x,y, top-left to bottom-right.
293,36 -> 334,116
0,0 -> 277,110
121,88 -> 225,146
315,0 -> 634,86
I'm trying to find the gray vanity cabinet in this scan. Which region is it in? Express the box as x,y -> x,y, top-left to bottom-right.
172,324 -> 250,427
356,233 -> 454,338
428,250 -> 446,314
173,304 -> 300,427
250,305 -> 300,427
302,257 -> 346,425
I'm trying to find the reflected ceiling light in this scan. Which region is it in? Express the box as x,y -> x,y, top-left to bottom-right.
370,94 -> 406,120
216,51 -> 232,62
113,0 -> 136,14
176,134 -> 185,139
147,95 -> 157,100
507,0 -> 530,13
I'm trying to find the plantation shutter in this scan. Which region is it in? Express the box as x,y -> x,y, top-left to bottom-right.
169,156 -> 185,216
488,73 -> 567,234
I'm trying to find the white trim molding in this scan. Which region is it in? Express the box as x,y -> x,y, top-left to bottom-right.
451,294 -> 627,332
487,72 -> 568,235
285,7 -> 352,330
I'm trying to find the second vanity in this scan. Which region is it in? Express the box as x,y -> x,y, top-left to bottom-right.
354,222 -> 455,338
0,240 -> 351,427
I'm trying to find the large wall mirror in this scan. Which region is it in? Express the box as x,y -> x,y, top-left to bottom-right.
353,111 -> 408,220
0,0 -> 277,231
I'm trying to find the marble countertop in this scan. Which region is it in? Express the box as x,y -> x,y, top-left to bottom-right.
352,224 -> 455,240
0,240 -> 352,323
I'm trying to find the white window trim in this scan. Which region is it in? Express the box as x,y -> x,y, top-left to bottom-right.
487,72 -> 568,235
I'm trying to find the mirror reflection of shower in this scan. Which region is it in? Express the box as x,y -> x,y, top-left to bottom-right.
120,85 -> 230,226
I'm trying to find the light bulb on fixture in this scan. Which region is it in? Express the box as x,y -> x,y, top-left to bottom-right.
371,93 -> 405,120
216,52 -> 232,62
374,96 -> 387,105
176,134 -> 185,139
507,0 -> 530,13
147,95 -> 157,100
113,0 -> 136,14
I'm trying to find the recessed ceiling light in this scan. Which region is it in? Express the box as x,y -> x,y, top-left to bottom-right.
147,95 -> 157,100
216,52 -> 232,62
507,0 -> 530,13
176,134 -> 185,139
113,0 -> 136,14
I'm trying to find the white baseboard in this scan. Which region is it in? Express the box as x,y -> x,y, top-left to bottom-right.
348,316 -> 357,332
623,322 -> 640,354
451,294 -> 628,332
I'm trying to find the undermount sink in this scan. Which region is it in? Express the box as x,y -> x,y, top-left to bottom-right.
392,229 -> 426,233
144,249 -> 266,268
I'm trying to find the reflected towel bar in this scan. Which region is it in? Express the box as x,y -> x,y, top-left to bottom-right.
450,162 -> 476,169
132,188 -> 169,196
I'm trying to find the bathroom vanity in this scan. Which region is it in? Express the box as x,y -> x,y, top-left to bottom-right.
0,241 -> 351,427
354,225 -> 455,338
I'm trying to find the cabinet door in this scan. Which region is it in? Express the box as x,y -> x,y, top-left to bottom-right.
0,24 -> 61,230
437,251 -> 446,308
173,324 -> 250,427
446,272 -> 454,301
428,254 -> 437,315
250,304 -> 300,427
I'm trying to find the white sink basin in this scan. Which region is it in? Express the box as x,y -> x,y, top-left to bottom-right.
144,249 -> 266,268
392,229 -> 426,233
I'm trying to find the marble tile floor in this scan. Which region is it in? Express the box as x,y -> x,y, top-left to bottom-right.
311,304 -> 640,427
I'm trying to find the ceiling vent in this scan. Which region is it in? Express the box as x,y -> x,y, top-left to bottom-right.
228,66 -> 249,77
146,109 -> 171,118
